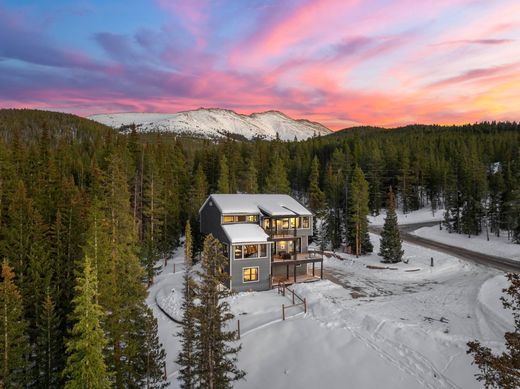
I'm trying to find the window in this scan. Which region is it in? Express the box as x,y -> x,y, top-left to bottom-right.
223,215 -> 235,223
243,267 -> 258,282
302,217 -> 310,228
259,244 -> 267,258
244,245 -> 258,258
234,245 -> 243,259
223,215 -> 258,224
282,218 -> 289,229
290,217 -> 299,228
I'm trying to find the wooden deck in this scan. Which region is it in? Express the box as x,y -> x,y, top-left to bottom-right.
271,272 -> 321,286
272,251 -> 323,262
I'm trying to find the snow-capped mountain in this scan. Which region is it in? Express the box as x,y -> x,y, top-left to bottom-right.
88,108 -> 332,140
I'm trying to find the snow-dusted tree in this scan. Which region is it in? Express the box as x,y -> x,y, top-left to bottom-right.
194,234 -> 245,388
379,188 -> 404,263
467,273 -> 520,388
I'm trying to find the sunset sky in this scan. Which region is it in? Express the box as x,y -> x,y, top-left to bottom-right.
1,0 -> 519,129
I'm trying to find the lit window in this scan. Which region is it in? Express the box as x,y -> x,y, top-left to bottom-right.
234,245 -> 243,259
243,267 -> 258,282
290,217 -> 299,228
282,218 -> 289,229
223,215 -> 234,223
302,217 -> 310,228
247,215 -> 258,222
259,244 -> 267,257
244,245 -> 258,258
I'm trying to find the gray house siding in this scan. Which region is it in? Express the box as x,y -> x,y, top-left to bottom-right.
200,197 -> 229,244
231,257 -> 271,292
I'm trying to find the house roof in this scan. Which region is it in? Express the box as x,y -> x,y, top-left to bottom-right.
222,223 -> 270,243
202,194 -> 312,217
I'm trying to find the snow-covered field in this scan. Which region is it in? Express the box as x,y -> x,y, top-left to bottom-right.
369,207 -> 444,226
88,108 -> 331,141
412,225 -> 520,262
147,229 -> 514,388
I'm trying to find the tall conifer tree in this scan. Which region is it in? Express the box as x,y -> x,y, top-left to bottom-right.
177,221 -> 197,388
63,255 -> 110,389
194,235 -> 245,388
347,166 -> 372,256
379,188 -> 404,263
0,260 -> 28,388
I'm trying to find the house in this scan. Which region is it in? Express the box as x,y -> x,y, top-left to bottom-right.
199,194 -> 323,292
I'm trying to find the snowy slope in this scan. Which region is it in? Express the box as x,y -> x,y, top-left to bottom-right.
88,108 -> 331,140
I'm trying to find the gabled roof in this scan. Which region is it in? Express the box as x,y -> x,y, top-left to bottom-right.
201,194 -> 312,217
222,224 -> 270,243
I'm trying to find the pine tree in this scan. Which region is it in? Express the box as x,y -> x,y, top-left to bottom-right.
347,166 -> 372,256
177,221 -> 197,388
63,255 -> 110,388
35,289 -> 63,388
0,260 -> 29,388
467,273 -> 520,388
243,158 -> 258,193
308,156 -> 325,214
129,304 -> 167,389
264,154 -> 290,194
194,235 -> 245,388
217,155 -> 230,193
379,188 -> 404,263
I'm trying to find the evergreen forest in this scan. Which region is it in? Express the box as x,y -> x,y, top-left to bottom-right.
0,108 -> 519,387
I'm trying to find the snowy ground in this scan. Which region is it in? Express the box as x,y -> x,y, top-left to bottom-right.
412,225 -> 520,262
369,207 -> 444,226
147,207 -> 516,388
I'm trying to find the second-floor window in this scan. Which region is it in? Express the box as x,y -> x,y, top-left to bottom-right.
223,215 -> 258,224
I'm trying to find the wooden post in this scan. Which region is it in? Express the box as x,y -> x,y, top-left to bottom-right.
282,304 -> 285,320
320,259 -> 323,279
312,262 -> 315,277
293,264 -> 296,284
292,289 -> 295,304
304,298 -> 307,313
286,264 -> 289,280
237,319 -> 241,340
173,263 -> 176,273
430,257 -> 434,267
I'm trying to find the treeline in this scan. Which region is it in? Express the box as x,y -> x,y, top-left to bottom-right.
0,109 -> 519,386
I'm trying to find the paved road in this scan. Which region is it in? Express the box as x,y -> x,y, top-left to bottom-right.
369,222 -> 520,273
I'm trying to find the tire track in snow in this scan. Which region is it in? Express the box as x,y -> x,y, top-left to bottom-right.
308,291 -> 461,389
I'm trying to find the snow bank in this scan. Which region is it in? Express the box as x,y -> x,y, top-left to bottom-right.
369,206 -> 444,226
412,225 -> 520,261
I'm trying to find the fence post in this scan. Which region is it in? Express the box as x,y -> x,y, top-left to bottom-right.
304,298 -> 307,313
292,289 -> 295,304
237,319 -> 240,340
282,304 -> 285,320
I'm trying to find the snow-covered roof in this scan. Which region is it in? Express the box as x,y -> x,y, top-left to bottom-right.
203,194 -> 312,216
222,224 -> 270,243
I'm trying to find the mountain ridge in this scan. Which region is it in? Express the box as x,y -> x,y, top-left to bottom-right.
88,108 -> 332,140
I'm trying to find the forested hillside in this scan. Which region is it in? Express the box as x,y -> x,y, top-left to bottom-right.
0,109 -> 519,386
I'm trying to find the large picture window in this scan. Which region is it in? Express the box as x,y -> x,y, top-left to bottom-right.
243,267 -> 258,282
244,245 -> 258,258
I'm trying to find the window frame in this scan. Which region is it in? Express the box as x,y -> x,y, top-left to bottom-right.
242,266 -> 259,283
